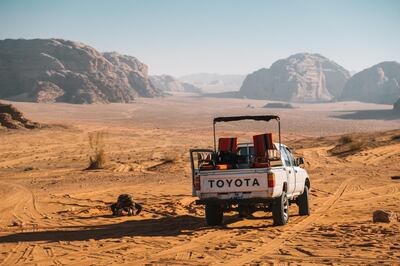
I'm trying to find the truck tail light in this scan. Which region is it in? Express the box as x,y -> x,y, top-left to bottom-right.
267,172 -> 275,187
194,175 -> 201,190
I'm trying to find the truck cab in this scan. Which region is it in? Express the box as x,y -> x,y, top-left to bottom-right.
190,115 -> 310,226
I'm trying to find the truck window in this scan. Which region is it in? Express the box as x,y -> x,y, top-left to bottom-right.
249,147 -> 254,158
237,147 -> 249,164
284,147 -> 296,166
281,148 -> 292,166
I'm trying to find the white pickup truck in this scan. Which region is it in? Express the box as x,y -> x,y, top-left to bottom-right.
190,115 -> 310,226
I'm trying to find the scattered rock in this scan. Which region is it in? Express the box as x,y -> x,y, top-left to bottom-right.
9,219 -> 23,227
263,102 -> 295,109
372,210 -> 397,223
0,102 -> 41,129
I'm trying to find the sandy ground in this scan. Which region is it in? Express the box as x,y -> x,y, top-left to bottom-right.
0,95 -> 399,265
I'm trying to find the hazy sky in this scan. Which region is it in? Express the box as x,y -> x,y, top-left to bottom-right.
1,0 -> 399,76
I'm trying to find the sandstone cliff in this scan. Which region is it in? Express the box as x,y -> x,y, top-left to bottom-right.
340,61 -> 400,104
240,53 -> 350,102
0,39 -> 161,103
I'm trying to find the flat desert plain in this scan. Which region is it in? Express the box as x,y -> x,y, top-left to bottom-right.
0,95 -> 400,265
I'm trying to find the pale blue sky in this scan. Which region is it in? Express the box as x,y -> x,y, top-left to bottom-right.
0,0 -> 399,76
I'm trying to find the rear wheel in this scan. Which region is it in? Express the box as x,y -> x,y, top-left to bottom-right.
111,203 -> 118,216
272,191 -> 289,226
205,203 -> 223,226
298,186 -> 310,216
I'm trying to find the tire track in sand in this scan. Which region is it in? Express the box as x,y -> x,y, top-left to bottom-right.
140,178 -> 351,265
221,178 -> 352,265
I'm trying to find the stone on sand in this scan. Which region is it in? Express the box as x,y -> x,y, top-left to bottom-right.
372,210 -> 397,223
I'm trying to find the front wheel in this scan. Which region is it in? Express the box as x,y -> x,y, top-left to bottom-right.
298,186 -> 310,216
205,203 -> 223,226
272,191 -> 289,226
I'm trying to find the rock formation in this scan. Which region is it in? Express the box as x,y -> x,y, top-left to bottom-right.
340,61 -> 400,104
149,75 -> 201,93
181,82 -> 201,93
263,102 -> 295,109
0,102 -> 40,129
0,39 -> 161,104
240,53 -> 350,102
102,52 -> 160,98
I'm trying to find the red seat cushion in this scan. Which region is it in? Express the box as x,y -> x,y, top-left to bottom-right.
218,137 -> 237,153
253,133 -> 274,164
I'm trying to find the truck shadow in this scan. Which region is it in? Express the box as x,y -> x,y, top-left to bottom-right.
0,214 -> 274,243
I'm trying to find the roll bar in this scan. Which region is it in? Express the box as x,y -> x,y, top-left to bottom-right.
212,115 -> 281,152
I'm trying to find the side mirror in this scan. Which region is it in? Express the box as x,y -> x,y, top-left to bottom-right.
296,157 -> 305,166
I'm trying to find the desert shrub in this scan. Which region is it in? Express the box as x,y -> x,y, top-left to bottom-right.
339,135 -> 353,144
391,134 -> 400,141
348,141 -> 362,152
87,131 -> 106,170
330,135 -> 363,155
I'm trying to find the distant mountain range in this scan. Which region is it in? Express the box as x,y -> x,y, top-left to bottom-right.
0,38 -> 399,105
149,75 -> 201,93
237,53 -> 400,104
179,73 -> 245,93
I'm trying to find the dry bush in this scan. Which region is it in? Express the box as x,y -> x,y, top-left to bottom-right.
87,131 -> 107,170
330,135 -> 363,155
339,135 -> 353,144
391,134 -> 400,141
347,141 -> 363,152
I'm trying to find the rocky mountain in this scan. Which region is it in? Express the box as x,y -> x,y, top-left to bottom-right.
179,73 -> 245,93
340,61 -> 400,104
240,53 -> 350,102
149,75 -> 201,93
394,98 -> 400,111
0,39 -> 161,104
0,101 -> 40,129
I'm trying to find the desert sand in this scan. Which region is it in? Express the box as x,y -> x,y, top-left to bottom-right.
0,95 -> 399,265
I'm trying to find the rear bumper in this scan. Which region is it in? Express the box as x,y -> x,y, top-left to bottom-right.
195,197 -> 274,205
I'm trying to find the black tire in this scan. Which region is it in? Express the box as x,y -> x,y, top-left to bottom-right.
205,204 -> 223,226
298,186 -> 310,216
111,203 -> 118,216
272,191 -> 289,226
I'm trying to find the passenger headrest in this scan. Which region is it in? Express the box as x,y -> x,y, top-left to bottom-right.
253,133 -> 274,156
218,137 -> 237,153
